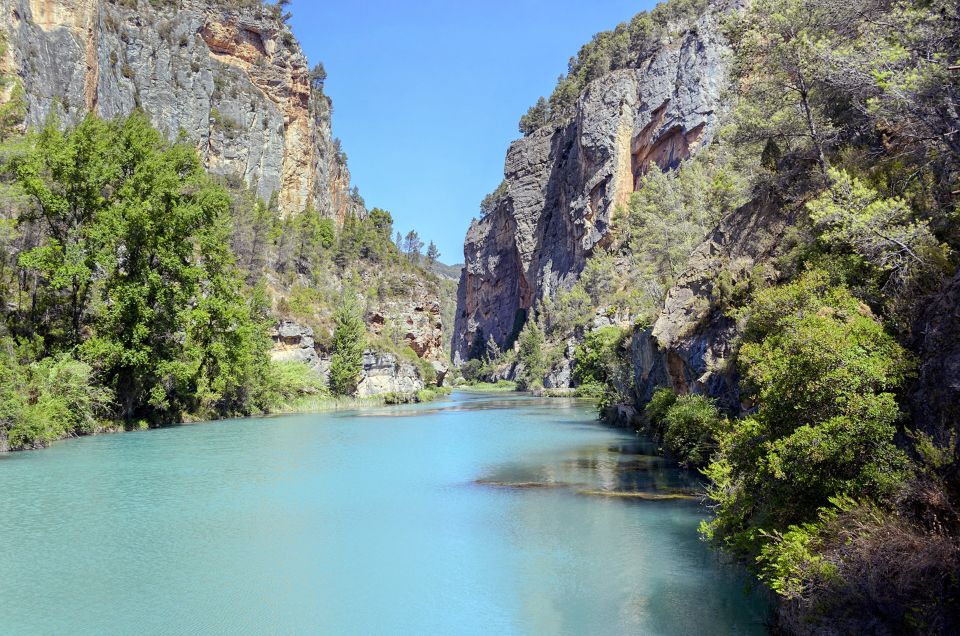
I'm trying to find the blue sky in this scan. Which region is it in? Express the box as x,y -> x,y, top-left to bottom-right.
289,0 -> 656,264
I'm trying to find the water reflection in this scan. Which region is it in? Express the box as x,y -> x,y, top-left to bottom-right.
476,434 -> 703,499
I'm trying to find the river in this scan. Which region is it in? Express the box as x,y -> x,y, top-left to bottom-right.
0,392 -> 768,635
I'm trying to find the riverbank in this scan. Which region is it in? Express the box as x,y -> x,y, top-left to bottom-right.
0,385 -> 455,454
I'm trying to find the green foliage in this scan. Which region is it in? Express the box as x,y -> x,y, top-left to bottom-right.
807,168 -> 953,328
661,395 -> 724,468
729,0 -> 839,176
459,358 -> 484,383
643,388 -> 725,468
573,326 -> 629,408
480,180 -> 508,218
702,270 -> 912,562
7,112 -> 272,423
0,340 -> 113,451
258,360 -> 326,410
518,97 -> 549,135
644,388 -> 679,439
538,284 -> 593,339
755,506 -> 842,600
612,145 -> 751,321
329,293 -> 365,396
516,319 -> 546,389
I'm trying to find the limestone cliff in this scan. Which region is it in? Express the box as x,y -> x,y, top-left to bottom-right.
0,0 -> 361,221
453,5 -> 730,364
631,192 -> 794,410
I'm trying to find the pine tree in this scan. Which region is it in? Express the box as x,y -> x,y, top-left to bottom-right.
329,292 -> 365,396
426,241 -> 440,265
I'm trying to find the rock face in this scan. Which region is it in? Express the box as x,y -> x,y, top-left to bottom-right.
0,0 -> 360,221
270,319 -> 326,368
632,193 -> 794,410
356,351 -> 425,398
367,275 -> 444,361
270,320 -> 429,397
911,271 -> 960,443
453,6 -> 730,364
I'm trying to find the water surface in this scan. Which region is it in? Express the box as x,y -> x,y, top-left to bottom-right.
0,392 -> 767,635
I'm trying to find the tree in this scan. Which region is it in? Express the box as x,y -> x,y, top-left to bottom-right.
519,97 -> 549,135
807,168 -> 952,326
516,319 -> 546,389
484,334 -> 501,363
426,241 -> 440,265
9,111 -> 272,422
618,149 -> 750,320
11,114 -> 118,349
329,292 -> 365,396
402,230 -> 423,262
309,62 -> 327,92
292,207 -> 335,275
479,180 -> 507,218
367,208 -> 393,240
731,0 -> 839,176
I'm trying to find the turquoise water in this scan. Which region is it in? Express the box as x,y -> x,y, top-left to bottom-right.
0,392 -> 768,635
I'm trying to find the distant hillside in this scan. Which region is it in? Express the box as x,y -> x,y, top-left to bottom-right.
428,261 -> 463,281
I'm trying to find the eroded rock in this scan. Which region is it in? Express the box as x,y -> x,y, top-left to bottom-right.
453,6 -> 731,364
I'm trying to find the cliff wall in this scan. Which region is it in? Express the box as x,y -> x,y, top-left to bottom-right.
1,0 -> 360,221
453,6 -> 730,364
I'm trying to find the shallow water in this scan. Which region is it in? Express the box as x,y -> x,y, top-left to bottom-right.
0,392 -> 768,635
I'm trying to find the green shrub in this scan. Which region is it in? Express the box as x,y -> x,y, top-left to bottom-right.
661,394 -> 725,468
0,346 -> 113,451
259,360 -> 325,409
644,388 -> 679,439
459,359 -> 484,382
701,271 -> 913,560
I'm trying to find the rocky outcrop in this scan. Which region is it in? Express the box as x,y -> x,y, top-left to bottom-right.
269,320 -> 332,387
632,193 -> 794,410
356,351 -> 425,398
367,275 -> 444,361
270,320 -> 430,397
911,271 -> 960,443
453,5 -> 730,364
0,0 -> 361,221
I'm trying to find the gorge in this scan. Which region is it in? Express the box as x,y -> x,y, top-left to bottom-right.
0,0 -> 958,634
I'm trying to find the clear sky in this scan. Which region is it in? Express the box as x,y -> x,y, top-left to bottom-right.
289,0 -> 657,264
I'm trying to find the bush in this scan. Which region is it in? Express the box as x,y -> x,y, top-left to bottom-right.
701,271 -> 913,561
259,360 -> 326,410
0,346 -> 114,451
661,394 -> 725,468
644,388 -> 679,439
459,358 -> 484,383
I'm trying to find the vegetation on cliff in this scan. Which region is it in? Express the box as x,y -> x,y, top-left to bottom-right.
471,0 -> 960,631
0,107 -> 447,449
518,0 -> 712,133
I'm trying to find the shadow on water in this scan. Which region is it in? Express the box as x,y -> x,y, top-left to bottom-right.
475,432 -> 705,501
